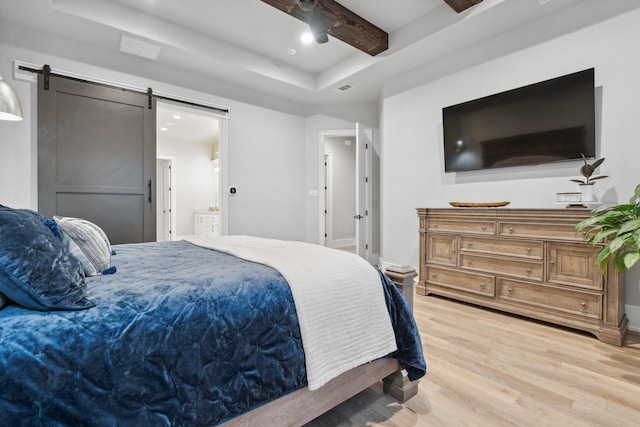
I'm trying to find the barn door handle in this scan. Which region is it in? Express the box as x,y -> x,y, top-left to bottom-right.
148,180 -> 152,204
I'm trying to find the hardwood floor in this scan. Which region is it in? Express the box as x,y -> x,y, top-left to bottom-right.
305,295 -> 640,427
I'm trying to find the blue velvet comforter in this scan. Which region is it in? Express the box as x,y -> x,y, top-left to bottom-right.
0,240 -> 425,426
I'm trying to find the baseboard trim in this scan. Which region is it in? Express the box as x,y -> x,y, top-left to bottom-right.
328,237 -> 355,248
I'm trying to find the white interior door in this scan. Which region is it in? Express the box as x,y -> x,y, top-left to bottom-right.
355,124 -> 373,262
156,157 -> 174,241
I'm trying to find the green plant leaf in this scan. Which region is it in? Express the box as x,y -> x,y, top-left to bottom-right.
580,164 -> 594,178
619,219 -> 640,234
591,157 -> 605,169
623,252 -> 640,270
588,175 -> 608,182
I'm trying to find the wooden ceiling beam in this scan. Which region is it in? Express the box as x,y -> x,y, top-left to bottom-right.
260,0 -> 388,56
443,0 -> 483,13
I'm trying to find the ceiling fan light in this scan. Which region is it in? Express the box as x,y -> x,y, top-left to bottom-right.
308,12 -> 328,44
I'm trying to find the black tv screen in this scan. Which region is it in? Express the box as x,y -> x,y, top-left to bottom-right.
442,68 -> 595,172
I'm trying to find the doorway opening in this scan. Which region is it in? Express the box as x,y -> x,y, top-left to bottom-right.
318,127 -> 373,262
156,101 -> 227,240
323,136 -> 356,251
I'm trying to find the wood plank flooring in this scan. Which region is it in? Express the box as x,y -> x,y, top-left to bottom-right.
305,295 -> 640,427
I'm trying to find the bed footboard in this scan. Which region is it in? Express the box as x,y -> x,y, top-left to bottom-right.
221,358 -> 404,427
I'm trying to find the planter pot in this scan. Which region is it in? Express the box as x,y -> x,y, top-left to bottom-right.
579,184 -> 595,202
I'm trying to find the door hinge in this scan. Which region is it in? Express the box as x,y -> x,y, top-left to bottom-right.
365,243 -> 369,250
147,87 -> 153,109
365,210 -> 368,216
365,143 -> 368,149
365,177 -> 368,183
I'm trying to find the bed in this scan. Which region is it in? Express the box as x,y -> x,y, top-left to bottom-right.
0,205 -> 426,426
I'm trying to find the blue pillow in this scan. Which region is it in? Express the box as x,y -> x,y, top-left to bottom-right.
0,206 -> 94,311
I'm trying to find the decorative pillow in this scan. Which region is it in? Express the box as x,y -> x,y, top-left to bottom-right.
0,206 -> 94,311
54,215 -> 114,276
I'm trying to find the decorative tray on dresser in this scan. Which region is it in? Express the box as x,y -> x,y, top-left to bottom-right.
416,208 -> 628,345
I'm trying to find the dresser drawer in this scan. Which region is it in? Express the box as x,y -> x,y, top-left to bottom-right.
497,278 -> 602,319
460,236 -> 543,260
547,242 -> 603,290
497,221 -> 585,241
426,233 -> 457,266
426,266 -> 495,297
427,219 -> 495,235
460,253 -> 543,281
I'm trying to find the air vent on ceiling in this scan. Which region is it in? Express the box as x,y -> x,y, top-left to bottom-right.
538,0 -> 553,4
333,84 -> 353,93
119,35 -> 162,60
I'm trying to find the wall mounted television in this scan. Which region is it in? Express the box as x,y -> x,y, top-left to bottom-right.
442,68 -> 596,172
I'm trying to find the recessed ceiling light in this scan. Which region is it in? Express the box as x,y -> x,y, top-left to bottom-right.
160,127 -> 168,131
300,32 -> 314,45
288,48 -> 297,55
172,114 -> 181,120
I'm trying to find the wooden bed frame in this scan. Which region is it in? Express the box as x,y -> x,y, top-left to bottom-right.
222,358 -> 404,426
222,269 -> 420,426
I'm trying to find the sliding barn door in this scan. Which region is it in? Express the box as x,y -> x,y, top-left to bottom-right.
38,75 -> 156,244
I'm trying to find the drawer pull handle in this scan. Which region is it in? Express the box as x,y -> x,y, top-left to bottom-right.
550,260 -> 555,265
431,273 -> 437,278
526,247 -> 532,252
480,282 -> 486,288
526,268 -> 531,273
467,242 -> 473,247
433,224 -> 438,228
581,302 -> 587,307
467,260 -> 472,265
508,227 -> 514,233
481,226 -> 486,231
507,287 -> 513,293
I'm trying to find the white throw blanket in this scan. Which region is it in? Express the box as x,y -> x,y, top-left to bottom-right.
185,236 -> 397,390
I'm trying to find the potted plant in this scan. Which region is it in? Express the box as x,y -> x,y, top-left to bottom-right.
576,183 -> 640,273
570,154 -> 608,202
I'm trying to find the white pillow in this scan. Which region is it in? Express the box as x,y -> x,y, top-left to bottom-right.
54,216 -> 112,276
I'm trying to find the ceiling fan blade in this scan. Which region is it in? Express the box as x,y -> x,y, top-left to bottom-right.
260,0 -> 388,56
443,0 -> 483,13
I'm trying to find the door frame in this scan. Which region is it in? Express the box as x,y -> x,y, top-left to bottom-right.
156,155 -> 177,241
156,100 -> 229,236
318,129 -> 355,247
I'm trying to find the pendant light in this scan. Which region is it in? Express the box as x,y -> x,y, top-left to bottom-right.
0,72 -> 23,121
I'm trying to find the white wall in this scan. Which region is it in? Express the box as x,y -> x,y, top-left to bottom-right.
157,138 -> 214,237
0,24 -> 370,243
380,9 -> 640,329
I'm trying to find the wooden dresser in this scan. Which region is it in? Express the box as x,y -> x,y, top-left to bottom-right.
417,208 -> 628,345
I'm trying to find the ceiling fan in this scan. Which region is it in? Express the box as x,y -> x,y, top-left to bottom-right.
260,0 -> 483,57
297,0 -> 328,44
